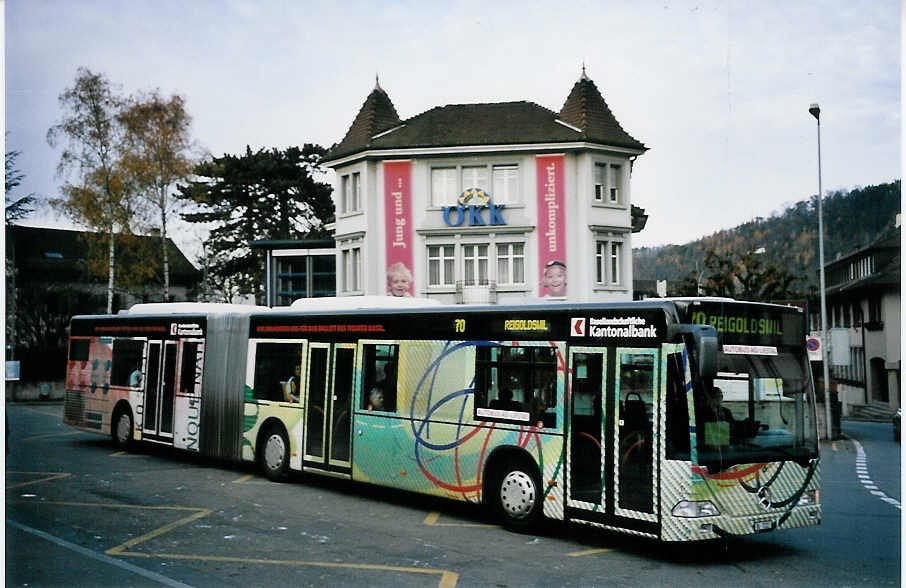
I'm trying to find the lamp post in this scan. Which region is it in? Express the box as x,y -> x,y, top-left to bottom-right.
810,103 -> 832,440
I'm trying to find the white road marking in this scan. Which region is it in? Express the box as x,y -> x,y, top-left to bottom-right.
850,437 -> 901,510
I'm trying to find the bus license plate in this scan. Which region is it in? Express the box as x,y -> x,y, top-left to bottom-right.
754,520 -> 773,532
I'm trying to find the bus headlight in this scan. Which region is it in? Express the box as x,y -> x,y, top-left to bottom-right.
671,500 -> 720,518
798,489 -> 819,506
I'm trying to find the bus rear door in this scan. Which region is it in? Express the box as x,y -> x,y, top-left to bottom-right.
302,343 -> 355,475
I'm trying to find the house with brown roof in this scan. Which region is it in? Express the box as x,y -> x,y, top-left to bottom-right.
6,225 -> 200,384
322,69 -> 648,304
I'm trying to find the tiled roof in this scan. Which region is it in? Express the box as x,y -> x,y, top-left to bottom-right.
558,75 -> 645,150
325,74 -> 646,162
7,225 -> 200,283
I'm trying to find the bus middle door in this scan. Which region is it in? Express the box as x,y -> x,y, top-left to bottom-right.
567,346 -> 659,535
302,343 -> 355,475
142,340 -> 177,443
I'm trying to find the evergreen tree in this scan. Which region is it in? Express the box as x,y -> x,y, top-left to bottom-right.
177,145 -> 334,302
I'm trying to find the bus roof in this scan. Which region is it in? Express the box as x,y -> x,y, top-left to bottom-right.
123,302 -> 269,315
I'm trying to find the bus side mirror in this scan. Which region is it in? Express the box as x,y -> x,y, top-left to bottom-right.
667,324 -> 718,380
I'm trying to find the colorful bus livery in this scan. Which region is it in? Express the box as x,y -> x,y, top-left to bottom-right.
64,298 -> 821,542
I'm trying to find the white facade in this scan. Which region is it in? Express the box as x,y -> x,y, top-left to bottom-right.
330,148 -> 637,304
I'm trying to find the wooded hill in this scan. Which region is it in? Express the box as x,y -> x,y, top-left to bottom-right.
633,180 -> 901,295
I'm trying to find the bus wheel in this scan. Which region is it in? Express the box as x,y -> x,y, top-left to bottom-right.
111,408 -> 133,450
495,463 -> 542,531
260,427 -> 289,482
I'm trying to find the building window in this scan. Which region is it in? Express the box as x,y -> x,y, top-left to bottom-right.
868,296 -> 882,323
461,166 -> 489,192
492,165 -> 519,205
595,240 -> 623,285
496,243 -> 525,285
427,244 -> 455,286
463,244 -> 489,286
341,172 -> 361,214
609,164 -> 622,203
594,163 -> 623,204
341,247 -> 361,293
431,167 -> 457,207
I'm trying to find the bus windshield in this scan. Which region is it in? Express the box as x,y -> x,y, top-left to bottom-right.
695,347 -> 818,470
684,300 -> 819,471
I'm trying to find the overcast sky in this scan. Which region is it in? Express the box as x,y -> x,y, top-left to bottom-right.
5,0 -> 901,260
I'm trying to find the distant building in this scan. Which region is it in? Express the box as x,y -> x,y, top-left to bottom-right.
249,239 -> 336,307
321,69 -> 649,304
6,225 -> 200,380
811,227 -> 900,416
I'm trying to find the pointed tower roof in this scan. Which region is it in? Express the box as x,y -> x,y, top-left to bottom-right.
558,70 -> 645,150
328,80 -> 402,160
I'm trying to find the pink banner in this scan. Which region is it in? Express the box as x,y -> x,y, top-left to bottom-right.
383,161 -> 415,296
536,154 -> 567,297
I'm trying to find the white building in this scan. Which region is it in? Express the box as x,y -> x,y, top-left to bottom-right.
322,70 -> 648,305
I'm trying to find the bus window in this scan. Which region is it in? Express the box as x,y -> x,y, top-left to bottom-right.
361,344 -> 398,412
178,342 -> 203,396
474,345 -> 557,427
252,342 -> 305,403
665,352 -> 690,460
110,339 -> 145,387
69,339 -> 90,362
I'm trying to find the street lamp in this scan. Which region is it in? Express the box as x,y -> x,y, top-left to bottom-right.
810,103 -> 832,440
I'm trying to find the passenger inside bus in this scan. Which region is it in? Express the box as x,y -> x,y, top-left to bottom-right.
489,388 -> 524,412
284,364 -> 301,403
368,387 -> 384,411
129,364 -> 143,388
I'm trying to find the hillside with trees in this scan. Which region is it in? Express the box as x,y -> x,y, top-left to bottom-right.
634,180 -> 901,299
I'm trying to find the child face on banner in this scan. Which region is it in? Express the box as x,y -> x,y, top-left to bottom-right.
543,262 -> 567,297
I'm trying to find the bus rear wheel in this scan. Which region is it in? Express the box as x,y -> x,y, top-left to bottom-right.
111,408 -> 133,450
260,427 -> 289,482
493,462 -> 542,531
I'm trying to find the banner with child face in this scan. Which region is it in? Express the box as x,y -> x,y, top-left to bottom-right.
383,160 -> 415,296
536,154 -> 567,297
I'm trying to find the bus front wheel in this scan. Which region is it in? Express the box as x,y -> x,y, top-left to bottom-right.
493,462 -> 542,531
260,427 -> 289,482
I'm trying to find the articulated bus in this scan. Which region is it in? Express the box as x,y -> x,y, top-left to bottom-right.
63,297 -> 820,541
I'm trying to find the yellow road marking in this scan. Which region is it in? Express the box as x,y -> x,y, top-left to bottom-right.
831,441 -> 838,452
233,474 -> 256,484
568,548 -> 613,557
21,431 -> 88,442
13,497 -> 460,587
6,472 -> 72,490
423,511 -> 495,528
20,406 -> 62,418
117,552 -> 459,587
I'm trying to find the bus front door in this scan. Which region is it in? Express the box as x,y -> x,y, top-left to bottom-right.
567,346 -> 659,535
142,340 -> 177,443
303,343 -> 355,475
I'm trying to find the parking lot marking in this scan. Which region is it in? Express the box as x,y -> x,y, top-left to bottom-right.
10,496 -> 460,587
125,552 -> 459,587
6,519 -> 193,588
20,431 -> 88,442
423,511 -> 495,528
20,406 -> 64,419
568,548 -> 613,557
6,471 -> 72,490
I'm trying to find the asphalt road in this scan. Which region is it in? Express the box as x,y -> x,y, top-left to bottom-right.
5,403 -> 902,587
